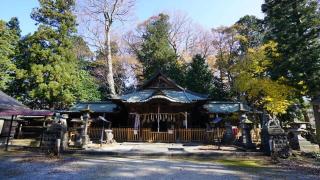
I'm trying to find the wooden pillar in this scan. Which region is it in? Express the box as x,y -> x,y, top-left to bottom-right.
185,112 -> 188,129
157,105 -> 160,133
39,116 -> 47,147
5,115 -> 14,151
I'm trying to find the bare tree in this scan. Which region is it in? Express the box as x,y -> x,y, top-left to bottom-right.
190,27 -> 215,58
167,13 -> 215,60
167,12 -> 192,56
77,0 -> 135,97
211,26 -> 239,91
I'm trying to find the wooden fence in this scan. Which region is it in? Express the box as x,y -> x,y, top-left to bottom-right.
88,127 -> 260,143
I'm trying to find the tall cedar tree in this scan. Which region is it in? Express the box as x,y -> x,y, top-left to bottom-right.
262,0 -> 320,99
15,0 -> 80,109
186,54 -> 213,94
136,14 -> 185,84
0,18 -> 19,90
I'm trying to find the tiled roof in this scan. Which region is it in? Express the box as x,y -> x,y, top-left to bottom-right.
203,101 -> 252,113
69,101 -> 118,113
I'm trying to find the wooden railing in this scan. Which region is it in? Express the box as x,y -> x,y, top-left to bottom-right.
88,128 -> 233,143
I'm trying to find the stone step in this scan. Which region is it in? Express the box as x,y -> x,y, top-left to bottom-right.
10,139 -> 40,147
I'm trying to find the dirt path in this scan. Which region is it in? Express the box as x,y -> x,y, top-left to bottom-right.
0,151 -> 318,180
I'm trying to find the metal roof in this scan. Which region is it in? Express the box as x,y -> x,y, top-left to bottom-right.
0,110 -> 53,116
120,89 -> 207,103
0,90 -> 29,111
0,91 -> 53,116
68,101 -> 118,113
203,101 -> 252,113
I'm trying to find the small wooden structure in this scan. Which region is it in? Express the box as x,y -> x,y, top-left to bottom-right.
0,90 -> 53,150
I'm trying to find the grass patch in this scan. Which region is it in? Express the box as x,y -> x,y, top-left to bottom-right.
215,159 -> 264,168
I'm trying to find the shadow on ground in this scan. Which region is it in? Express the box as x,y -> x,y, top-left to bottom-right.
0,150 -> 318,180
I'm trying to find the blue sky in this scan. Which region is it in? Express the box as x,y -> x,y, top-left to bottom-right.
0,0 -> 264,36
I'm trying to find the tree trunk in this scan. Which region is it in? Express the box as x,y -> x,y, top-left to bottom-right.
105,26 -> 116,97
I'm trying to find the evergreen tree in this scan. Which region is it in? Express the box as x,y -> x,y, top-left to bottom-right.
262,0 -> 320,99
185,54 -> 213,94
71,36 -> 101,101
0,19 -> 19,90
135,14 -> 185,83
6,17 -> 21,37
15,0 -> 81,109
235,15 -> 264,53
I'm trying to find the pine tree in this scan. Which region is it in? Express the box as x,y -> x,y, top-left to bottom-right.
15,0 -> 81,109
262,0 -> 320,99
185,54 -> 213,94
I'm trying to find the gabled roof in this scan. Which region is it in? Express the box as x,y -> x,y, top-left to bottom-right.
139,72 -> 185,91
120,72 -> 208,103
120,89 -> 207,103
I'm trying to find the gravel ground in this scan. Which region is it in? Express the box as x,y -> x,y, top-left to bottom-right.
0,151 -> 319,180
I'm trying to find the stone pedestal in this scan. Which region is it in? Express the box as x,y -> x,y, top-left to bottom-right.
222,121 -> 234,144
105,129 -> 114,143
42,123 -> 68,155
261,114 -> 289,156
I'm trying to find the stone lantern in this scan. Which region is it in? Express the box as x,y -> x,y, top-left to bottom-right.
239,113 -> 255,149
80,105 -> 93,149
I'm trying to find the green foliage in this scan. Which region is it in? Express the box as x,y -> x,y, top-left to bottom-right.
76,69 -> 101,101
14,0 -> 82,109
263,0 -> 320,98
135,13 -> 185,84
0,20 -> 19,90
71,36 -> 94,61
72,36 -> 101,101
6,17 -> 21,37
235,15 -> 264,53
185,54 -> 213,94
233,42 -> 293,115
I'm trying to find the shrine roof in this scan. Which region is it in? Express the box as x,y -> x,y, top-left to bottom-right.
67,101 -> 119,113
203,101 -> 252,113
120,72 -> 208,103
120,89 -> 207,103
